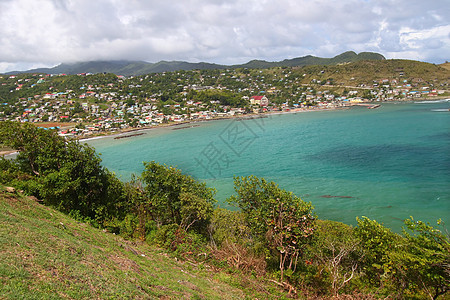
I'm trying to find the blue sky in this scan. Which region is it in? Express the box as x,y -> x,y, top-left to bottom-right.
0,0 -> 449,73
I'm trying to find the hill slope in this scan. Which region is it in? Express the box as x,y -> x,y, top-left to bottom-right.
5,51 -> 385,76
0,188 -> 284,299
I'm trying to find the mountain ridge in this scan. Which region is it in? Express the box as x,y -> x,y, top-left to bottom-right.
5,51 -> 385,76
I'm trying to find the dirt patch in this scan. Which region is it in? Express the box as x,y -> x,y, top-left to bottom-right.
178,280 -> 201,292
0,193 -> 21,205
109,254 -> 141,274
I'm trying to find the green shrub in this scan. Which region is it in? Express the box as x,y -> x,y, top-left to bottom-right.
209,208 -> 250,247
354,216 -> 398,285
303,220 -> 362,296
0,121 -> 127,223
228,175 -> 315,280
118,213 -> 140,239
140,161 -> 216,234
152,224 -> 207,258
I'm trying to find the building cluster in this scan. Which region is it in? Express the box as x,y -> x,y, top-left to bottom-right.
0,67 -> 447,138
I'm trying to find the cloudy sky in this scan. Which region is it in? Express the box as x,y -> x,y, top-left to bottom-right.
0,0 -> 449,73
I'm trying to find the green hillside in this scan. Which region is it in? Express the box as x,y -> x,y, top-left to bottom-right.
295,59 -> 450,86
0,188 -> 286,299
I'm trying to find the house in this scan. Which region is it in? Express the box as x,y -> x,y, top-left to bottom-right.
250,95 -> 269,106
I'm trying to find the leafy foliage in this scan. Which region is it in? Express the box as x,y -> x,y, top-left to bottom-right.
1,121 -> 448,298
389,218 -> 450,299
0,121 -> 125,223
304,221 -> 362,295
228,175 -> 315,280
140,161 -> 216,232
355,216 -> 450,299
354,216 -> 398,285
208,208 -> 250,248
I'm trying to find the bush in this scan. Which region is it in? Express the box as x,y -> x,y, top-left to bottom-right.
354,216 -> 398,286
118,214 -> 140,239
140,161 -> 216,233
304,220 -> 362,296
152,224 -> 207,259
0,121 -> 127,224
212,241 -> 267,276
209,208 -> 250,248
228,175 -> 315,280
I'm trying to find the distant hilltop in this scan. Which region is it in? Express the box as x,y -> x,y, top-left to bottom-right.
5,51 -> 385,76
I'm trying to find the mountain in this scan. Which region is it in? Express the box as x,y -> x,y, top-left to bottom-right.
5,51 -> 385,76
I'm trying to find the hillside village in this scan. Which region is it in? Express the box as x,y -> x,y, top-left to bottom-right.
0,60 -> 448,138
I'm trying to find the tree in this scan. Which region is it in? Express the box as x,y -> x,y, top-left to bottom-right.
354,217 -> 398,285
72,101 -> 84,114
355,216 -> 450,299
140,161 -> 216,232
0,121 -> 65,176
390,218 -> 450,299
0,121 -> 125,223
309,220 -> 362,296
122,176 -> 151,240
228,175 -> 315,280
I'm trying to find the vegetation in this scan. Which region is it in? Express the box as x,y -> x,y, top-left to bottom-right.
0,58 -> 448,136
0,121 -> 125,224
0,189 -> 279,299
228,176 -> 315,281
1,121 -> 449,299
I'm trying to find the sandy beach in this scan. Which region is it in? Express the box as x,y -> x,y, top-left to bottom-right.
77,105 -> 354,141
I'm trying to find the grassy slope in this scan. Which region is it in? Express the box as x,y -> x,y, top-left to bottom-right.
0,189 -> 288,299
297,59 -> 450,85
440,62 -> 450,71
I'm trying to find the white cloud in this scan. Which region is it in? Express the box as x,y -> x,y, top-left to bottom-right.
399,25 -> 450,49
0,0 -> 448,72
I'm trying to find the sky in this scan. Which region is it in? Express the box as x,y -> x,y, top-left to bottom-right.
0,0 -> 449,73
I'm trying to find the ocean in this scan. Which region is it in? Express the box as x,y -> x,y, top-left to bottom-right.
86,100 -> 450,231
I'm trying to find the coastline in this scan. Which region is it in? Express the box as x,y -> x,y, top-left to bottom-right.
74,96 -> 448,142
84,99 -> 450,232
78,106 -> 352,142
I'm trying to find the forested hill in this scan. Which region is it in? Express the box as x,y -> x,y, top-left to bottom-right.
5,51 -> 385,76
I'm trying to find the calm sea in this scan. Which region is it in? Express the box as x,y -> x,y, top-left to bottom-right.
87,100 -> 450,231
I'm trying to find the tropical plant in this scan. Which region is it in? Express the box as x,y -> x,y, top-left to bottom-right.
354,216 -> 398,286
228,175 -> 315,280
308,220 -> 362,295
0,121 -> 125,223
140,161 -> 216,233
389,218 -> 450,299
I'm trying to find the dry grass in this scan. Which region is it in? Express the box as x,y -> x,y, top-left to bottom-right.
212,241 -> 267,276
440,62 -> 450,71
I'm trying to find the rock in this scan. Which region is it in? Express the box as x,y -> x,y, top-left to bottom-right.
5,187 -> 16,193
29,196 -> 43,203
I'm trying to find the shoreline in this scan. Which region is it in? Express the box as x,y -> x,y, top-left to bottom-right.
74,97 -> 448,142
78,106 -> 345,142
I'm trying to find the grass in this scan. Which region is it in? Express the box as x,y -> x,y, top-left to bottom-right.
440,62 -> 450,71
0,188 -> 292,299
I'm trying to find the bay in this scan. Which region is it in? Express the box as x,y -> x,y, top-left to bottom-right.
86,100 -> 450,231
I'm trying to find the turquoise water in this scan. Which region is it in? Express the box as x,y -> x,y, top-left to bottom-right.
87,101 -> 450,231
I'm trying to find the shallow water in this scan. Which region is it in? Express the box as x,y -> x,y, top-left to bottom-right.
87,100 -> 450,231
